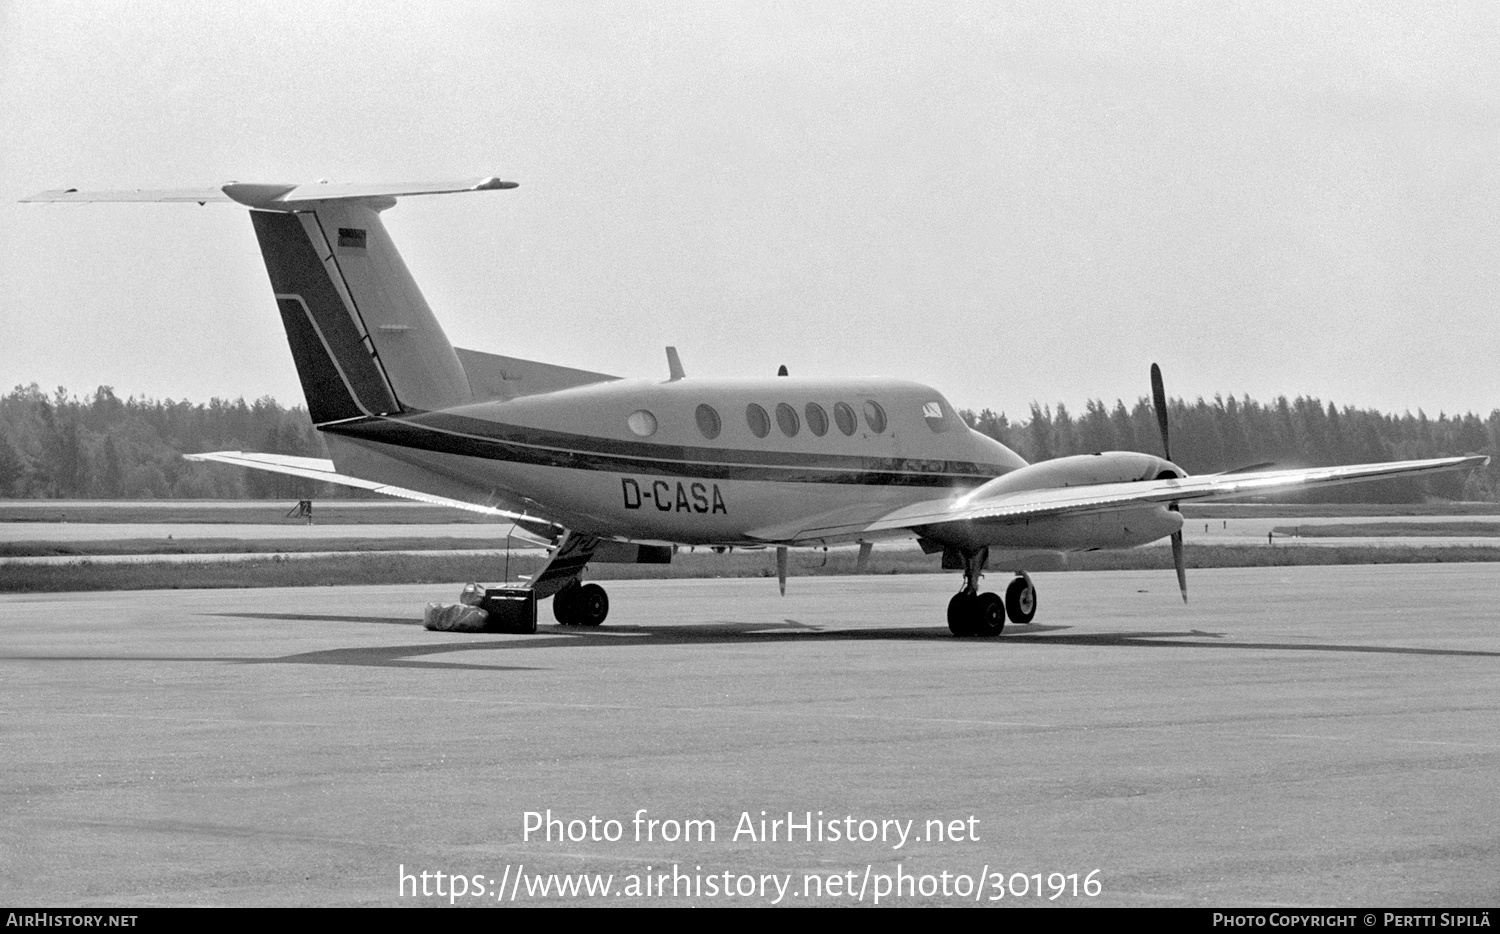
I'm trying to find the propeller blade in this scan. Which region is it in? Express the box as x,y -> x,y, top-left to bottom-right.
1150,362 -> 1171,462
1152,364 -> 1187,602
855,541 -> 874,574
776,546 -> 788,596
1170,530 -> 1187,603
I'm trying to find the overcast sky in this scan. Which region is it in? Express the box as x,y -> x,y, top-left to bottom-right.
2,1 -> 1496,420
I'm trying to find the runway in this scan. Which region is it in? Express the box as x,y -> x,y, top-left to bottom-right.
2,566 -> 1497,907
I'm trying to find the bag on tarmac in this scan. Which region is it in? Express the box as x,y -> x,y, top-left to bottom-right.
422,602 -> 491,632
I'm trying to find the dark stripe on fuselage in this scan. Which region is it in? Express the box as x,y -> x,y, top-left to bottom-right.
323,412 -> 1009,487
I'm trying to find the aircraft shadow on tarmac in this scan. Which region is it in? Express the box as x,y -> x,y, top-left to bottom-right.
187,613 -> 1500,670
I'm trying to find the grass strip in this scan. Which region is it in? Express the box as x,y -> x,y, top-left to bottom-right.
0,502 -> 492,525
1269,522 -> 1500,538
0,537 -> 518,558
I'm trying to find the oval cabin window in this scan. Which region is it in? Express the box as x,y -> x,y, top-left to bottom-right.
695,404 -> 721,439
863,401 -> 887,434
776,402 -> 800,437
746,403 -> 770,438
627,410 -> 657,437
833,402 -> 857,436
805,402 -> 829,437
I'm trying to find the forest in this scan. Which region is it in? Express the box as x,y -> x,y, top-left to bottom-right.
0,384 -> 1495,503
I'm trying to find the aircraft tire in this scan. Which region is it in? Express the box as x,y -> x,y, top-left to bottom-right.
947,592 -> 976,637
576,584 -> 609,626
1005,576 -> 1037,625
552,586 -> 578,625
974,592 -> 1006,637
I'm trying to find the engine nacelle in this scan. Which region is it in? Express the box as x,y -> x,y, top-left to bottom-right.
917,452 -> 1187,552
972,452 -> 1185,498
926,503 -> 1183,552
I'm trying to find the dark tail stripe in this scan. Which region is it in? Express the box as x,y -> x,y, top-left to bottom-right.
274,297 -> 363,423
250,210 -> 400,422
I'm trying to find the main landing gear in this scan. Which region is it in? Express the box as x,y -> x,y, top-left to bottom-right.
946,548 -> 1037,637
552,581 -> 609,626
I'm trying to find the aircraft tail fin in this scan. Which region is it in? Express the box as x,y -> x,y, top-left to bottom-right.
249,209 -> 404,423
248,199 -> 475,422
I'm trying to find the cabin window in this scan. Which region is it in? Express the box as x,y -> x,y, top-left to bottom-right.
776,402 -> 800,437
863,400 -> 888,434
695,404 -> 721,440
805,402 -> 829,437
922,400 -> 949,432
746,403 -> 770,438
627,410 -> 657,437
833,401 -> 857,436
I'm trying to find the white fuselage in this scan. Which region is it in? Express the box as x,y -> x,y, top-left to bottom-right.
324,375 -> 1027,545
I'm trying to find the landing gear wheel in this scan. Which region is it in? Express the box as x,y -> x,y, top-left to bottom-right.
574,583 -> 609,626
948,591 -> 1005,637
1005,576 -> 1037,625
947,592 -> 976,637
552,586 -> 579,625
974,592 -> 1006,637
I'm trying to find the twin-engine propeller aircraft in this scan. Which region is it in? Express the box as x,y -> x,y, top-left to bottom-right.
24,179 -> 1488,636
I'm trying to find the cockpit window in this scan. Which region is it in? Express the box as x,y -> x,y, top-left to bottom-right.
833,402 -> 857,436
746,403 -> 770,438
775,403 -> 800,437
863,400 -> 888,434
922,400 -> 949,432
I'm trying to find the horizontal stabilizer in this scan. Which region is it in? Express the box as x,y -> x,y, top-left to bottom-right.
22,177 -> 516,209
20,187 -> 233,204
185,451 -> 556,546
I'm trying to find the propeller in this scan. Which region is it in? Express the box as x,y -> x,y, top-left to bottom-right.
1150,363 -> 1171,461
1150,363 -> 1188,603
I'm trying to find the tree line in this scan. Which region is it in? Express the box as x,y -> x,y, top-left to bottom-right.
0,385 -> 336,499
0,383 -> 1494,502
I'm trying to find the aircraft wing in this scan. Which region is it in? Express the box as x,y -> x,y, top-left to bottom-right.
185,451 -> 558,546
796,455 -> 1490,540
